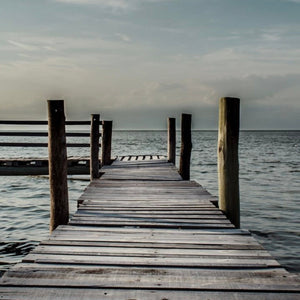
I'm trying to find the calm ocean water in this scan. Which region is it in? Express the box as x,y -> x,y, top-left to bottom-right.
0,131 -> 299,276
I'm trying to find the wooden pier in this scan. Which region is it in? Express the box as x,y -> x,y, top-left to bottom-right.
0,99 -> 299,299
0,157 -> 92,176
0,156 -> 299,299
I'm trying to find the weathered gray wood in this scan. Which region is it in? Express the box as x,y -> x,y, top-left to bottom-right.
73,214 -> 227,220
79,204 -> 217,209
0,157 -> 91,176
167,117 -> 176,164
47,100 -> 69,233
77,209 -> 224,215
41,240 -> 263,250
48,235 -> 256,247
89,179 -> 201,187
70,218 -> 231,224
32,245 -> 271,258
48,234 -> 255,245
21,252 -> 280,268
1,157 -> 298,298
50,231 -> 257,244
3,266 -> 298,291
179,113 -> 192,180
68,220 -> 234,229
0,287 -> 298,300
90,114 -> 100,180
0,120 -> 91,125
101,164 -> 183,180
218,97 -> 240,228
1,287 -> 299,300
0,131 -> 90,137
101,120 -> 112,166
55,225 -> 250,235
0,142 -> 91,147
80,203 -> 217,207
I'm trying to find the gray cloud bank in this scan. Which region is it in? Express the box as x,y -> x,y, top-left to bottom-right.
0,71 -> 299,129
0,0 -> 299,129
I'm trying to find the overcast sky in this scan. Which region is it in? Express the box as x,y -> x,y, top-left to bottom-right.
0,0 -> 299,129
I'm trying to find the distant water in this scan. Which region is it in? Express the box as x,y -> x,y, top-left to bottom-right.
0,131 -> 299,276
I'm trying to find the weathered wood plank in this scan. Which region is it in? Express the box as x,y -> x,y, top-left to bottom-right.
40,240 -> 265,250
2,266 -> 298,291
32,245 -> 272,258
90,179 -> 201,186
68,220 -> 235,229
22,253 -> 280,268
74,212 -> 226,219
0,287 -> 299,300
55,225 -> 250,235
71,214 -> 230,222
78,208 -> 223,214
49,232 -> 262,245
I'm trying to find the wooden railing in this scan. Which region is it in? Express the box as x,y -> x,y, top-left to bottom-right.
0,102 -> 113,179
0,120 -> 96,148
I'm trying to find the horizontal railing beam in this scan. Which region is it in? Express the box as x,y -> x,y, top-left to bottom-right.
0,120 -> 48,125
0,131 -> 94,137
0,120 -> 100,125
0,142 -> 100,147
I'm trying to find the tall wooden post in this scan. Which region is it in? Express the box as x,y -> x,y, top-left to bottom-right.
47,100 -> 69,233
167,118 -> 176,165
101,120 -> 112,166
179,114 -> 192,180
90,114 -> 100,180
218,97 -> 240,228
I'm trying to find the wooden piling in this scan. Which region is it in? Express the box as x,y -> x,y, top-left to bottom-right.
47,100 -> 69,233
218,97 -> 240,228
101,120 -> 113,166
90,114 -> 100,180
167,118 -> 176,165
179,114 -> 192,180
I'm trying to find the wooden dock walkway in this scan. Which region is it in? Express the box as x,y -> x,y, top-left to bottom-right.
0,157 -> 299,299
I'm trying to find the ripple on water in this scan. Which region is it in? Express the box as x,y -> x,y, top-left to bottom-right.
0,241 -> 38,276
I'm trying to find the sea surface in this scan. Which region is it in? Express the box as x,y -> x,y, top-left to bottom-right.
0,130 -> 299,276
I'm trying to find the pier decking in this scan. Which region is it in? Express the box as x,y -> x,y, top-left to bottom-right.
0,157 -> 299,299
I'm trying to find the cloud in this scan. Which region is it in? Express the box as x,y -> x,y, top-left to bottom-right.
8,40 -> 39,51
202,48 -> 243,63
56,0 -> 130,9
0,50 -> 299,129
54,0 -> 169,11
204,74 -> 300,105
1,33 -> 143,69
285,0 -> 300,3
115,33 -> 131,42
261,33 -> 280,42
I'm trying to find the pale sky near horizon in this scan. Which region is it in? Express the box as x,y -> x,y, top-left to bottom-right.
0,0 -> 299,129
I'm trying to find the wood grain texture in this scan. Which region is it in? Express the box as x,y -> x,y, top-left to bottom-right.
1,287 -> 299,300
1,157 -> 299,298
47,100 -> 69,233
167,117 -> 176,164
101,121 -> 112,166
218,97 -> 240,228
179,113 -> 192,180
90,114 -> 100,180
